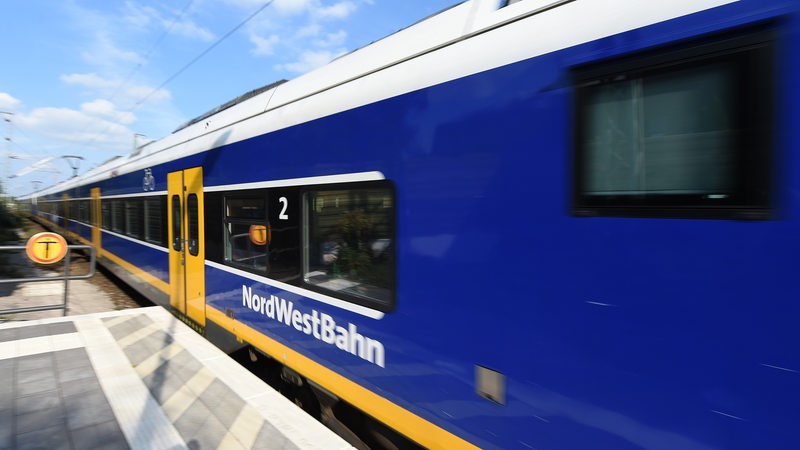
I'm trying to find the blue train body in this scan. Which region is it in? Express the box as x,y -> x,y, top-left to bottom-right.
24,0 -> 800,448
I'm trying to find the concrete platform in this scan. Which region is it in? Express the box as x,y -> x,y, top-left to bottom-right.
0,307 -> 353,450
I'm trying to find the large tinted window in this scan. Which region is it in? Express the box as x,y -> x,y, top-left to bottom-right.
101,201 -> 110,230
573,29 -> 773,219
144,197 -> 164,245
304,183 -> 395,310
125,200 -> 142,239
111,201 -> 124,233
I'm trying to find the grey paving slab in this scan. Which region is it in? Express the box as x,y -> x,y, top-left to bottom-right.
174,397 -> 214,441
53,347 -> 91,370
256,420 -> 299,450
60,376 -> 102,398
192,413 -> 228,450
0,406 -> 12,449
64,389 -> 116,431
0,328 -> 18,343
14,390 -> 61,415
16,424 -> 72,450
70,420 -> 130,450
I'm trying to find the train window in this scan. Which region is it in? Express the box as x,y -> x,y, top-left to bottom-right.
303,183 -> 395,310
144,197 -> 164,246
220,190 -> 300,280
125,200 -> 142,239
101,201 -> 110,230
111,201 -> 125,233
224,196 -> 268,272
80,200 -> 90,223
187,194 -> 199,256
573,29 -> 773,219
171,195 -> 182,251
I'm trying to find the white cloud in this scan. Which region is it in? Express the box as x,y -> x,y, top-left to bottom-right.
22,107 -> 131,145
315,30 -> 347,47
166,17 -> 216,41
81,99 -> 137,125
122,1 -> 155,28
251,34 -> 280,56
272,0 -> 315,16
0,93 -> 22,110
60,72 -> 171,108
315,1 -> 357,20
60,73 -> 116,90
276,49 -> 344,73
296,23 -> 321,38
81,33 -> 146,67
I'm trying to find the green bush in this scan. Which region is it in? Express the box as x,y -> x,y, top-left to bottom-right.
0,202 -> 21,243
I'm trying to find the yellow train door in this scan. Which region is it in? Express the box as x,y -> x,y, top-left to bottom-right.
167,167 -> 206,326
90,187 -> 102,257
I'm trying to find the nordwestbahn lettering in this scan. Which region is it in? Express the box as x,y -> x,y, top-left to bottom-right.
242,285 -> 385,368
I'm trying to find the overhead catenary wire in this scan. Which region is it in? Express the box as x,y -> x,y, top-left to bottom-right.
108,0 -> 198,105
130,0 -> 275,111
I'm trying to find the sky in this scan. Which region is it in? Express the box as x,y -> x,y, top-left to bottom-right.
0,0 -> 458,197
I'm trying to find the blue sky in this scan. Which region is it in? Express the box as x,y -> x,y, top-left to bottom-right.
0,0 -> 457,196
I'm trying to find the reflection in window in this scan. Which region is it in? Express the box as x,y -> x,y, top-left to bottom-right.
583,65 -> 735,196
304,185 -> 394,308
225,197 -> 267,272
574,31 -> 772,219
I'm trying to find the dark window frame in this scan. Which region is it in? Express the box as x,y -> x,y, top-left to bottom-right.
302,180 -> 396,312
572,27 -> 775,220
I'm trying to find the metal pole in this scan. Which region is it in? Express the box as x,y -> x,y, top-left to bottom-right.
63,250 -> 70,316
0,244 -> 95,315
1,111 -> 13,205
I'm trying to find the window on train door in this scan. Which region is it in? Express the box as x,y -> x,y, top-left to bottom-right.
573,28 -> 773,220
303,182 -> 395,310
187,194 -> 199,256
171,195 -> 182,251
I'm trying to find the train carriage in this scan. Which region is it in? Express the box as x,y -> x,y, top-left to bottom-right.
23,0 -> 800,448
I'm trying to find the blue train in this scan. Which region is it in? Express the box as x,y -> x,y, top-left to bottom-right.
21,0 -> 800,448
